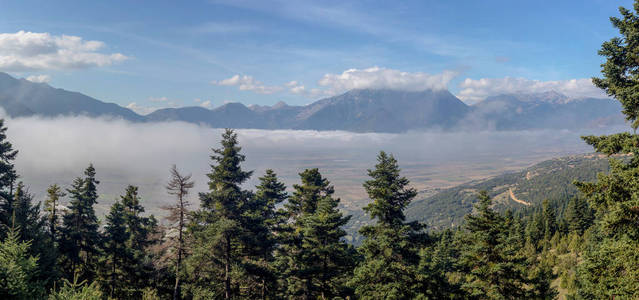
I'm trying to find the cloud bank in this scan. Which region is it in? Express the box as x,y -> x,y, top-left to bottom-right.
457,77 -> 607,104
212,74 -> 283,94
25,74 -> 51,83
213,67 -> 457,98
4,113 -> 618,216
318,67 -> 457,95
0,31 -> 128,71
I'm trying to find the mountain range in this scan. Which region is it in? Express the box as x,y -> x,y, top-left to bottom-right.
0,72 -> 624,132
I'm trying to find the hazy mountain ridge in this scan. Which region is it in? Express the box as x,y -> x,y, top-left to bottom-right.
0,72 -> 624,132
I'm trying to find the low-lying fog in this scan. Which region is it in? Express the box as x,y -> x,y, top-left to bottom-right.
8,114 -> 628,216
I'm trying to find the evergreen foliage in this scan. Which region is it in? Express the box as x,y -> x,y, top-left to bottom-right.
350,151 -> 429,299
0,227 -> 44,299
59,165 -> 101,282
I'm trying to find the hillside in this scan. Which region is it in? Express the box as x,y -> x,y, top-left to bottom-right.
405,154 -> 614,230
0,73 -> 143,121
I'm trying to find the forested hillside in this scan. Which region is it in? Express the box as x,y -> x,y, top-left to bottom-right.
406,154 -> 612,230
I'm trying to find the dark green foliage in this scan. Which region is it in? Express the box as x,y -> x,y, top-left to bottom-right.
187,129 -> 254,299
565,4 -> 639,293
458,191 -> 531,298
248,169 -> 287,298
564,197 -> 594,234
59,165 -> 101,282
592,1 -> 639,129
277,168 -> 355,299
0,118 -> 19,237
120,185 -> 156,295
99,200 -> 130,299
350,151 -> 430,299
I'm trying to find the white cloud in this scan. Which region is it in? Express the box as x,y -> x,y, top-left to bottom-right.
318,67 -> 458,95
457,77 -> 608,104
212,74 -> 283,94
126,102 -> 157,115
0,31 -> 128,71
199,100 -> 212,109
25,74 -> 51,83
212,67 -> 457,98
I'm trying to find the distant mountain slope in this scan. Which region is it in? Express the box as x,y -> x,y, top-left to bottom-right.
0,72 -> 626,132
466,91 -> 624,130
0,72 -> 143,121
405,154 -> 613,230
147,89 -> 468,132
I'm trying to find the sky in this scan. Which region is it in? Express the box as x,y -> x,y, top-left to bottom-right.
0,0 -> 632,114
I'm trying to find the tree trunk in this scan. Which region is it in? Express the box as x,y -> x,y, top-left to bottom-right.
173,195 -> 185,300
225,235 -> 231,299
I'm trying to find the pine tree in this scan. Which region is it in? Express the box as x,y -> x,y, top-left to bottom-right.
350,151 -> 428,299
458,191 -> 530,298
59,164 -> 101,282
164,165 -> 194,300
187,129 -> 253,299
99,200 -> 130,299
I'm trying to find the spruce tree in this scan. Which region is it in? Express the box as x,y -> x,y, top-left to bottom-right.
247,169 -> 287,299
573,2 -> 639,296
279,169 -> 354,299
0,119 -> 18,238
187,129 -> 253,299
120,185 -> 155,295
59,164 -> 101,282
458,191 -> 530,298
350,151 -> 428,299
99,200 -> 130,299
11,182 -> 58,289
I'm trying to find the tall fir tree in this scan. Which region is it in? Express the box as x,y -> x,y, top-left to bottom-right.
0,119 -> 18,238
278,168 -> 354,299
10,182 -> 58,289
350,151 -> 429,299
247,169 -> 287,299
99,200 -> 130,299
573,1 -> 639,296
187,129 -> 253,299
120,185 -> 155,295
59,164 -> 101,282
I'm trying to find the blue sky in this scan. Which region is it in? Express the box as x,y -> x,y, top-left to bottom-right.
0,0 -> 632,113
